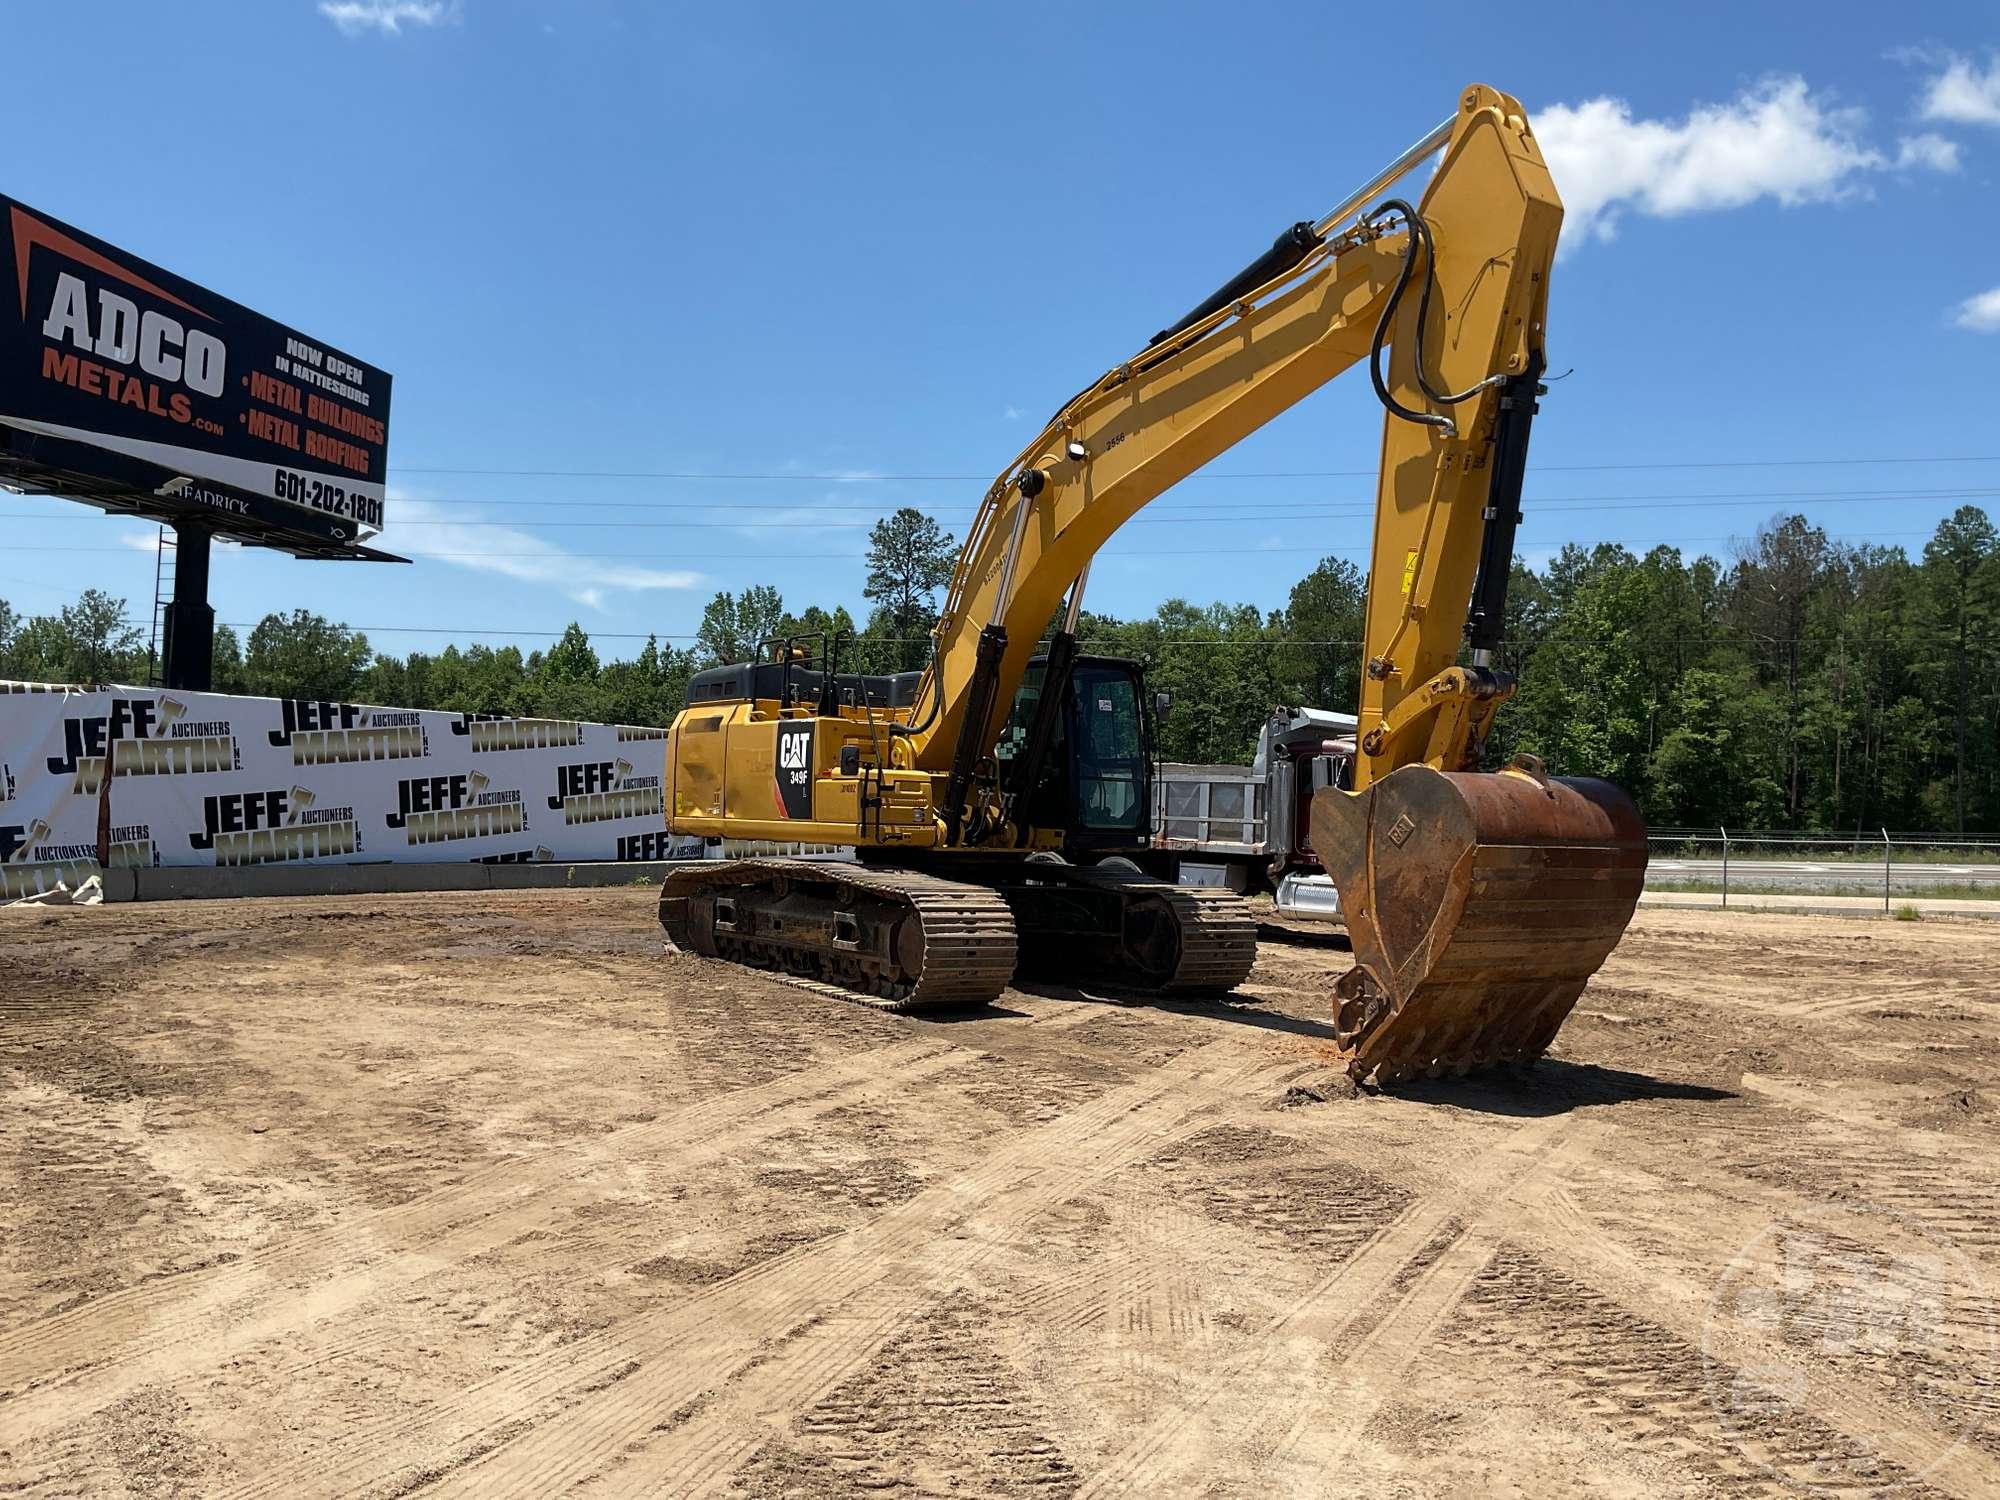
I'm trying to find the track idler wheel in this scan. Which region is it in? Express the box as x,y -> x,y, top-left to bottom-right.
1310,758 -> 1648,1083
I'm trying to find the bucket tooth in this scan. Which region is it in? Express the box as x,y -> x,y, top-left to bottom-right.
1311,762 -> 1648,1083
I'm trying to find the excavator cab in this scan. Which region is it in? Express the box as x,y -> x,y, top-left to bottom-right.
995,654 -> 1159,859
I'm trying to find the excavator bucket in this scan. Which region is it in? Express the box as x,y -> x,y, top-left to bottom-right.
1310,760 -> 1647,1083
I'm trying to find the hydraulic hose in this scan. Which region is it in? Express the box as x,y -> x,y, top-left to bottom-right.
1407,212 -> 1506,408
1364,201 -> 1452,436
888,633 -> 944,740
1364,199 -> 1506,437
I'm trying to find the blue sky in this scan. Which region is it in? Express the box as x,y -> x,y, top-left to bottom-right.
3,1 -> 1997,659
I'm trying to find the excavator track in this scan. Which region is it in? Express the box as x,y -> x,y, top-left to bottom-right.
1002,863 -> 1259,997
1163,888 -> 1262,994
659,858 -> 1017,1012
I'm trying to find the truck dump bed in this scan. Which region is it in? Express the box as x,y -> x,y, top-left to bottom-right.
1152,708 -> 1356,914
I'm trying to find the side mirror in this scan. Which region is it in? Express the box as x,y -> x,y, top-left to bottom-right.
1153,691 -> 1172,719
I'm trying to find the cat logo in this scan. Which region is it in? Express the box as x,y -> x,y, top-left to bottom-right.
773,723 -> 814,820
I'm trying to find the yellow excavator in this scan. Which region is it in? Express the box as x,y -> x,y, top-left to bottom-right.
660,84 -> 1648,1081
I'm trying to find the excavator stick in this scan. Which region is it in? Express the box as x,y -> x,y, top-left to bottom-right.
1311,762 -> 1648,1083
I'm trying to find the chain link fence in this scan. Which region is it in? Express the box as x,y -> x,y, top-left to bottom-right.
1644,828 -> 2000,911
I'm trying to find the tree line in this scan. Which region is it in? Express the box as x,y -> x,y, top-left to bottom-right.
3,505 -> 1995,832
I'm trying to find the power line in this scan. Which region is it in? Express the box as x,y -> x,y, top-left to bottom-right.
20,509 -> 1436,531
288,527 -> 1952,554
555,484 -> 1999,513
6,498 -> 1986,533
385,454 -> 2000,481
0,528 -> 1950,562
97,483 -> 1999,515
7,487 -> 1993,538
0,508 -> 1764,531
355,498 -> 2000,532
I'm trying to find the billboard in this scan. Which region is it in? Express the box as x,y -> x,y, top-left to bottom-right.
0,682 -> 704,900
0,194 -> 393,552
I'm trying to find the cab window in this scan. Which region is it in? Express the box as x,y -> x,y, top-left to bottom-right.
1071,666 -> 1143,831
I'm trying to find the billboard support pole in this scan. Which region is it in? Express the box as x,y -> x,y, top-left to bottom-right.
162,523 -> 214,692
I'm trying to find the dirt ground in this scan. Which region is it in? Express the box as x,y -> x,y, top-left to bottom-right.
3,891 -> 1999,1497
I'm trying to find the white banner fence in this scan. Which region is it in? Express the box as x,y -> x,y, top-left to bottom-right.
0,681 -> 705,900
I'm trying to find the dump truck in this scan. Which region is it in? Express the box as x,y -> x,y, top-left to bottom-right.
1155,707 -> 1356,922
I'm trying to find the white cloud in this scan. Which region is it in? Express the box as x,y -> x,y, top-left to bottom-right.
318,0 -> 457,37
1918,53 -> 2000,127
384,496 -> 702,608
732,499 -> 875,541
1535,76 -> 1951,246
117,527 -> 165,554
1002,405 -> 1025,421
1955,286 -> 2000,333
775,461 -> 888,485
1895,132 -> 1961,172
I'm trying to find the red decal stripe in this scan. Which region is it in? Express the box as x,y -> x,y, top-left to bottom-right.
13,207 -> 208,322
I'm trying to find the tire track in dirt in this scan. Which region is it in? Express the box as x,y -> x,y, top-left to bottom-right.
1443,1247 -> 1954,1498
1509,1159 -> 2000,1496
1301,1101 -> 1996,1498
1576,1095 -> 2000,1291
1689,1105 -> 2000,1264
438,1047 -> 1287,1498
1138,1126 -> 1416,1268
222,1042 -> 1286,1498
0,1037 -> 962,1444
1602,1023 -> 2000,1272
999,1184 -> 1189,1347
1762,975 -> 1995,1022
945,1124 -> 1419,1469
1751,1147 -> 2000,1262
738,1300 -> 1081,1497
1098,1183 -> 1212,1355
1304,1224 -> 1508,1468
721,1165 -> 1243,1496
1540,1175 -> 2000,1427
1073,1112 -> 1585,1495
1030,1147 -> 1327,1448
1516,1056 -> 2000,1493
0,991 -> 1125,1444
1613,958 -> 1994,1031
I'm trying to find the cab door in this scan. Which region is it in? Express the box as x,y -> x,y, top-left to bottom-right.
1066,661 -> 1150,846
